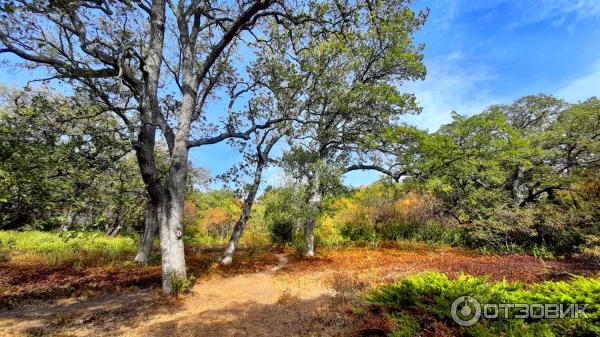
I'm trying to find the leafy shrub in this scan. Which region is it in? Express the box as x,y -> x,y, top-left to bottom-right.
324,188 -> 461,246
464,207 -> 588,256
315,218 -> 345,246
339,221 -> 377,242
169,273 -> 196,296
381,220 -> 463,244
367,272 -> 600,337
238,230 -> 271,248
261,185 -> 308,246
316,180 -> 599,256
182,223 -> 225,247
269,219 -> 295,244
387,313 -> 421,337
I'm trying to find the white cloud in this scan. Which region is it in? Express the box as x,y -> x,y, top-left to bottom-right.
402,51 -> 499,131
404,54 -> 600,133
428,0 -> 600,30
520,0 -> 600,26
556,61 -> 600,102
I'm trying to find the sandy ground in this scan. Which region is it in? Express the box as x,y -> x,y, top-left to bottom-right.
0,255 -> 355,337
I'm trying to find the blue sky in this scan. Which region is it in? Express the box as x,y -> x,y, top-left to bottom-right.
403,0 -> 600,131
2,0 -> 600,190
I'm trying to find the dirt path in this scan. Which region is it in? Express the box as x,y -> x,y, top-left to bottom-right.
0,254 -> 353,337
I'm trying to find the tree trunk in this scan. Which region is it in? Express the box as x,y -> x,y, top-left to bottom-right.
158,109 -> 191,294
304,216 -> 316,257
135,201 -> 159,263
60,207 -> 76,232
221,133 -> 280,265
221,162 -> 265,265
220,218 -> 247,266
158,199 -> 186,295
303,172 -> 322,257
511,165 -> 525,207
134,0 -> 178,294
107,222 -> 124,237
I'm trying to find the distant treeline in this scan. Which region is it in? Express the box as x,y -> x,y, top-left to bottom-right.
1,88 -> 599,257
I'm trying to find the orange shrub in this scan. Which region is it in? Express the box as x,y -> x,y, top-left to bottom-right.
183,200 -> 199,227
393,192 -> 445,225
200,207 -> 239,237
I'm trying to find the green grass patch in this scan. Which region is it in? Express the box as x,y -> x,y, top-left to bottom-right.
0,230 -> 138,267
387,312 -> 421,337
367,272 -> 600,337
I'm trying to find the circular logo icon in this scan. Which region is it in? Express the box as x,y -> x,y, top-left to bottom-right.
451,296 -> 481,326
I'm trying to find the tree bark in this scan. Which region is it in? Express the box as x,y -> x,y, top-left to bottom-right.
158,90 -> 193,294
220,210 -> 251,266
303,172 -> 322,257
221,133 -> 279,265
107,222 -> 124,237
135,201 -> 159,263
158,198 -> 186,295
60,207 -> 77,232
304,216 -> 317,257
221,162 -> 265,265
511,165 -> 525,207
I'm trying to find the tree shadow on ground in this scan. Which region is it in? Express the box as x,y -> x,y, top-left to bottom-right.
0,289 -> 181,336
1,289 -> 374,337
138,294 -> 366,337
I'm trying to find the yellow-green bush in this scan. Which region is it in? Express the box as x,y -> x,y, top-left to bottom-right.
0,230 -> 138,267
321,188 -> 458,245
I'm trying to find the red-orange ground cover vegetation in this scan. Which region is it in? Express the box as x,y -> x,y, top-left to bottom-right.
0,246 -> 278,309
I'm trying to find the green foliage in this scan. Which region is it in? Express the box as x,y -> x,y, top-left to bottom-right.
400,95 -> 600,221
187,190 -> 240,215
181,189 -> 273,248
0,87 -> 145,231
269,219 -> 295,244
185,190 -> 241,239
382,220 -> 464,245
464,206 -> 589,256
367,272 -> 600,337
319,181 -> 461,246
387,312 -> 421,337
0,230 -> 137,267
265,0 -> 429,253
373,94 -> 600,256
316,176 -> 597,255
169,273 -> 196,296
261,184 -> 308,244
258,164 -> 597,256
